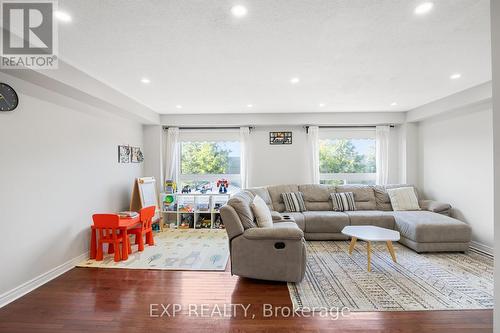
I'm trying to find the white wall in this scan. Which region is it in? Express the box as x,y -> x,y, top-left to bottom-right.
248,125 -> 401,187
248,126 -> 310,187
143,125 -> 163,191
417,106 -> 494,250
0,81 -> 143,297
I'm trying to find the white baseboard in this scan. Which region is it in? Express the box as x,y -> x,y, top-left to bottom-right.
470,241 -> 494,256
0,252 -> 88,308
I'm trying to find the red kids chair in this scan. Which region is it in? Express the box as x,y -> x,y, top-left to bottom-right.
128,206 -> 156,251
92,214 -> 130,262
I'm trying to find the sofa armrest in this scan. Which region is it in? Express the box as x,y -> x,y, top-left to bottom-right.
419,200 -> 451,213
271,211 -> 283,221
243,223 -> 304,240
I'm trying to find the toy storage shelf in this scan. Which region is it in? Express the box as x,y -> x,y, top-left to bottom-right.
160,192 -> 231,230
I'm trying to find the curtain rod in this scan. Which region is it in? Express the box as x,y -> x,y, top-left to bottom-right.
303,124 -> 395,133
163,126 -> 255,130
305,125 -> 395,129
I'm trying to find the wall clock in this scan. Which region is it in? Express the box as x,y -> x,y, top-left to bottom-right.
0,83 -> 19,111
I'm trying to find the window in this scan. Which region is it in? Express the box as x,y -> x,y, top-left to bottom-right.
319,129 -> 376,185
178,130 -> 241,193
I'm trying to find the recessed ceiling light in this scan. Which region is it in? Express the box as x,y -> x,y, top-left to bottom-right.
54,10 -> 72,22
140,78 -> 151,84
391,102 -> 398,106
247,104 -> 253,108
290,77 -> 300,84
414,2 -> 434,15
450,73 -> 462,80
231,5 -> 248,18
176,105 -> 182,109
319,103 -> 325,108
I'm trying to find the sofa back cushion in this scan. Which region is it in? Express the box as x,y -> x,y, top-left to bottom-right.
267,184 -> 299,212
335,185 -> 376,210
374,184 -> 419,211
247,187 -> 274,211
227,190 -> 256,229
298,184 -> 335,211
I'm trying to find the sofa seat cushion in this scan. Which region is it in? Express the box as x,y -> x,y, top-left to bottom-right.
345,211 -> 395,229
302,211 -> 349,233
393,211 -> 471,243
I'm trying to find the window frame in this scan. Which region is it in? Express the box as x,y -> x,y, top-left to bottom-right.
177,129 -> 242,189
319,128 -> 377,185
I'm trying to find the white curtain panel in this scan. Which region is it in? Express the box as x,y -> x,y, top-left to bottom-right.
163,127 -> 180,184
240,126 -> 251,189
307,126 -> 320,184
376,125 -> 390,185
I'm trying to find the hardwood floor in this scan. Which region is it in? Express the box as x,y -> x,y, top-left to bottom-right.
0,268 -> 493,333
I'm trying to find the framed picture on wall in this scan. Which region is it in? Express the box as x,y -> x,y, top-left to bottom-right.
118,145 -> 131,163
131,147 -> 144,163
269,131 -> 292,145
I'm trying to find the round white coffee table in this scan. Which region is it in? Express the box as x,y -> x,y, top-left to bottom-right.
341,225 -> 400,272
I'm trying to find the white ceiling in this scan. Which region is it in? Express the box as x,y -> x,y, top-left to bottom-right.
57,0 -> 491,114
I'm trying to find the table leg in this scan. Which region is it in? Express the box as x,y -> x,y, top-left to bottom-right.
348,237 -> 357,255
386,241 -> 397,262
367,241 -> 372,272
90,227 -> 96,259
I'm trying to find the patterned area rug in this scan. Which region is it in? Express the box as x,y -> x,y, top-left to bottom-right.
288,241 -> 493,312
78,229 -> 229,271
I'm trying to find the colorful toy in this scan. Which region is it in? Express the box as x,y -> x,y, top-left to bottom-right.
195,182 -> 213,194
213,202 -> 223,212
165,180 -> 177,193
216,179 -> 229,193
200,217 -> 211,228
180,214 -> 194,228
163,202 -> 177,212
181,185 -> 192,193
164,194 -> 175,204
214,215 -> 224,229
178,204 -> 194,213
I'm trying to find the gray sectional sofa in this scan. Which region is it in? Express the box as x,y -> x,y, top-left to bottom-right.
248,184 -> 471,252
220,184 -> 472,282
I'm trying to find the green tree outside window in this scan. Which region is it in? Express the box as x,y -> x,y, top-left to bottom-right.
319,139 -> 376,174
181,142 -> 231,174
